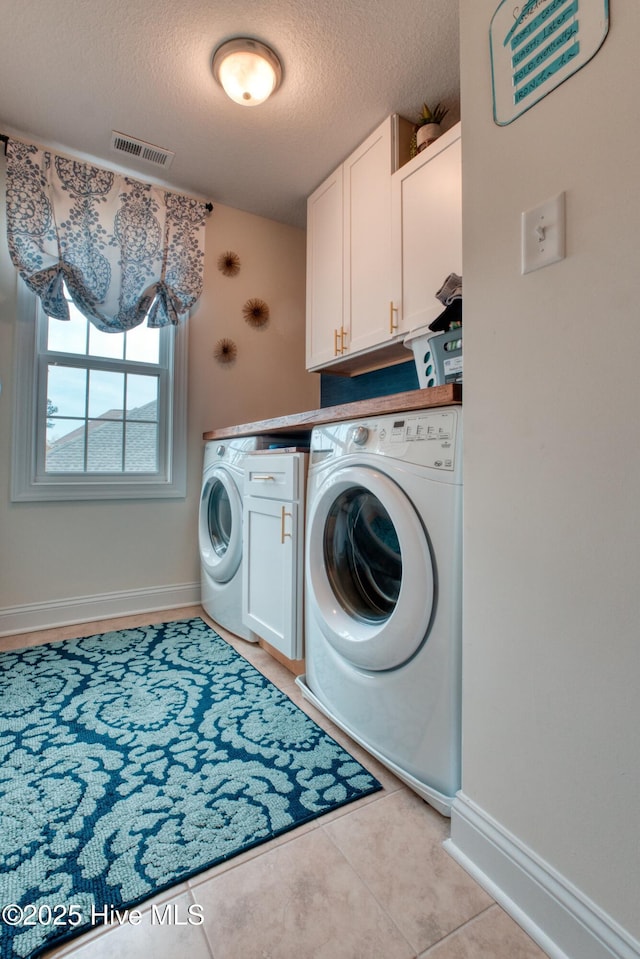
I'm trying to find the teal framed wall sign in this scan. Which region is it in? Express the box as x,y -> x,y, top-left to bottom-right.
490,0 -> 609,125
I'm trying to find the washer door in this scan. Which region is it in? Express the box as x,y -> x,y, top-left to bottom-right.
199,467 -> 243,584
307,465 -> 434,670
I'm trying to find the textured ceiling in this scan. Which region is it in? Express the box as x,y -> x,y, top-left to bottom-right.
0,0 -> 459,229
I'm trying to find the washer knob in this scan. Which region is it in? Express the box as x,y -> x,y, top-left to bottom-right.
352,425 -> 369,446
216,444 -> 226,457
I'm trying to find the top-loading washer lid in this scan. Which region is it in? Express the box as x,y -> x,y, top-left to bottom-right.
198,466 -> 243,583
306,464 -> 434,671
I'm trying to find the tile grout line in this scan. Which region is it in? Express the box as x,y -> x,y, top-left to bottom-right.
418,903 -> 499,956
319,790 -> 425,957
186,886 -> 218,959
320,789 -> 498,958
186,784 -> 386,893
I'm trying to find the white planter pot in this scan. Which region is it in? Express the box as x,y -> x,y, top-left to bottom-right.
416,122 -> 442,152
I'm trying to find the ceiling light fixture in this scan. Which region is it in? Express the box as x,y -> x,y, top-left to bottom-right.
212,38 -> 282,107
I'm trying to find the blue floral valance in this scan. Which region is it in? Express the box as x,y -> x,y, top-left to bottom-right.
5,138 -> 211,331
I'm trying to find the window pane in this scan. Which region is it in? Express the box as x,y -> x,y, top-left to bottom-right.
87,420 -> 124,472
126,324 -> 160,364
46,419 -> 86,472
125,423 -> 158,472
126,375 -> 158,420
47,366 -> 87,418
14,284 -> 185,500
89,371 -> 125,419
89,324 -> 125,360
47,313 -> 88,355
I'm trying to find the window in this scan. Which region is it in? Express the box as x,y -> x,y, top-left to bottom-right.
12,281 -> 187,501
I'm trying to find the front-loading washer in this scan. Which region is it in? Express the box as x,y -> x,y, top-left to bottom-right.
296,406 -> 462,815
199,437 -> 264,641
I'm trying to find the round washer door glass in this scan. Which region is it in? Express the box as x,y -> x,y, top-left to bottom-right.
307,465 -> 434,671
324,486 -> 402,624
208,480 -> 232,556
198,468 -> 243,583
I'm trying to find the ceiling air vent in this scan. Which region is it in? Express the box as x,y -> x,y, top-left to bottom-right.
110,131 -> 175,169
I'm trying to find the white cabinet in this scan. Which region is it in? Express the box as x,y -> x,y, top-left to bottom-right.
391,122 -> 462,335
306,115 -> 412,371
345,123 -> 398,355
305,168 -> 343,368
242,453 -> 308,661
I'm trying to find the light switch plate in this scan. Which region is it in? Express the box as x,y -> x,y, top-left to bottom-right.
521,192 -> 565,274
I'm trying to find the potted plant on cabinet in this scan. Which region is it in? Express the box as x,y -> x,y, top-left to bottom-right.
412,101 -> 449,155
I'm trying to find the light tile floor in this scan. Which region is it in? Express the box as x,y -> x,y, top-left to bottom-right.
1,607 -> 551,959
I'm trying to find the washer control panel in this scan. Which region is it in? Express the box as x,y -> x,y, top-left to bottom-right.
388,412 -> 456,456
311,408 -> 461,472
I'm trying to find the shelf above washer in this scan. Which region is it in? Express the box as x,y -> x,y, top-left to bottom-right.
203,384 -> 461,441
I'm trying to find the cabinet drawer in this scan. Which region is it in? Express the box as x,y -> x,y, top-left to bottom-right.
244,453 -> 306,501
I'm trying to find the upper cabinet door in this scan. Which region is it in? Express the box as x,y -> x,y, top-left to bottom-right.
306,115 -> 412,373
343,118 -> 395,355
306,167 -> 344,369
392,123 -> 462,335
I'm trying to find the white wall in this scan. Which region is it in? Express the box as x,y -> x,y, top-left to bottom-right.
0,166 -> 318,620
459,0 -> 640,945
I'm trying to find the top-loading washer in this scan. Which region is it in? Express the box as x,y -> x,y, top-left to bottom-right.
199,437 -> 264,641
296,406 -> 462,815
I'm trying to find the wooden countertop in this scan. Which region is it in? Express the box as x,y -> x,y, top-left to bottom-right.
203,383 -> 461,440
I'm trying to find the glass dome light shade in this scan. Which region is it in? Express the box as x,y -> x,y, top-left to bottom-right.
212,39 -> 282,106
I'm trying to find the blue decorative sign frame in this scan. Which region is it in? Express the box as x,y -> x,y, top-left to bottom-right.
490,0 -> 609,125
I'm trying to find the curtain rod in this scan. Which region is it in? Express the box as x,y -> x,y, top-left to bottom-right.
0,134 -> 212,210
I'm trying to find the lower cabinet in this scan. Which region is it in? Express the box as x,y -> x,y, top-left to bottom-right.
242,453 -> 308,660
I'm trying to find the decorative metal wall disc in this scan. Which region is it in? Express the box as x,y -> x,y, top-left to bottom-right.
217,251 -> 241,277
242,298 -> 270,327
213,338 -> 238,363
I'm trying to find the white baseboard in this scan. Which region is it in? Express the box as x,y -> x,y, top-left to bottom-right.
445,793 -> 640,959
0,582 -> 201,637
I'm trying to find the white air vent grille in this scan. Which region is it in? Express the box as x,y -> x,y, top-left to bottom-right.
110,131 -> 175,169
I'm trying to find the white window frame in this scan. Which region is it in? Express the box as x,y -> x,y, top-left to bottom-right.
11,279 -> 188,501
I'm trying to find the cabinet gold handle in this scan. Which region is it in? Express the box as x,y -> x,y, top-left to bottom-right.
281,506 -> 292,544
389,302 -> 399,334
334,327 -> 349,355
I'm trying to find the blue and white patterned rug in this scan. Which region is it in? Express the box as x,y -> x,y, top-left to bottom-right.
0,617 -> 381,959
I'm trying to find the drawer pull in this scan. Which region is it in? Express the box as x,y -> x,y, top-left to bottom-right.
281,506 -> 292,544
252,474 -> 276,481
